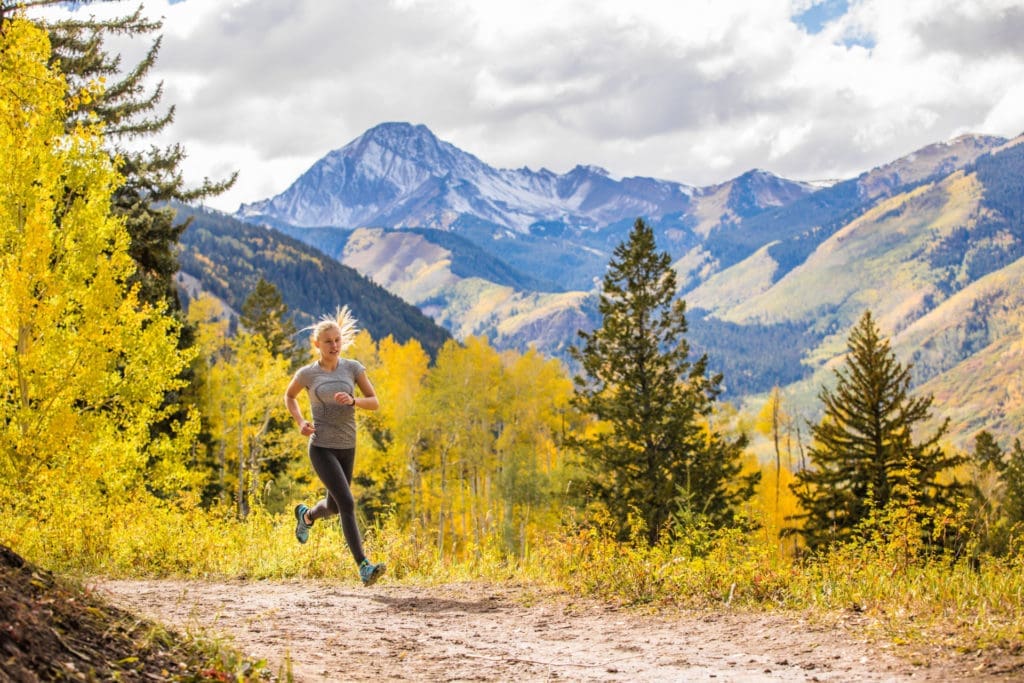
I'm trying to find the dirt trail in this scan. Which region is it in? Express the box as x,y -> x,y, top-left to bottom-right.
95,579 -> 997,682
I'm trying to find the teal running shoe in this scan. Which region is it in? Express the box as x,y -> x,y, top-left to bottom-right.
359,559 -> 385,586
294,504 -> 312,544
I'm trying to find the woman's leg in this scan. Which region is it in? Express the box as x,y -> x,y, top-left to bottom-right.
307,445 -> 365,565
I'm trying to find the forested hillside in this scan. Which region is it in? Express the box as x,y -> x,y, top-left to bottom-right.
174,204 -> 450,356
205,133 -> 1024,449
687,310 -> 819,397
229,126 -> 1022,448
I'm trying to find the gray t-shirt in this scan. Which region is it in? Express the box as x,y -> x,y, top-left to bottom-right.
292,358 -> 366,449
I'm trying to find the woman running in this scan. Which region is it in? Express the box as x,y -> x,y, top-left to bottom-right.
284,307 -> 385,586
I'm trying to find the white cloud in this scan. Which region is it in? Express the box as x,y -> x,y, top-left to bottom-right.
36,0 -> 1024,211
982,83 -> 1024,136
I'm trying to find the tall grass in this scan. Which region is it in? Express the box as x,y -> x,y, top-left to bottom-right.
3,503 -> 1021,655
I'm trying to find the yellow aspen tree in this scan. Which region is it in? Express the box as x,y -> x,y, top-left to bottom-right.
357,334 -> 430,521
187,295 -> 289,517
228,331 -> 291,517
755,387 -> 788,523
496,347 -> 575,554
186,295 -> 232,503
0,18 -> 196,536
347,329 -> 387,466
453,337 -> 504,551
417,337 -> 502,556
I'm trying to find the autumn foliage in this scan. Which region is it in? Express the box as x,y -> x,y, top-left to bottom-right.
1,17 -> 197,558
2,12 -> 1024,663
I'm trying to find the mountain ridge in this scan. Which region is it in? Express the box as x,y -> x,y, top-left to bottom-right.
225,122 -> 1024,448
240,121 -> 703,234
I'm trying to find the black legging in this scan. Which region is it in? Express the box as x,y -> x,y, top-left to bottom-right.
306,445 -> 365,565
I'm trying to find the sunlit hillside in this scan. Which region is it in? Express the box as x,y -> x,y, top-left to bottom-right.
916,332 -> 1024,448
173,205 -> 452,357
685,242 -> 784,312
682,136 -> 1024,447
338,227 -> 598,353
895,258 -> 1024,447
709,171 -> 984,329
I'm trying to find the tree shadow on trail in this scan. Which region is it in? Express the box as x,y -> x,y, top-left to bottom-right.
370,592 -> 507,614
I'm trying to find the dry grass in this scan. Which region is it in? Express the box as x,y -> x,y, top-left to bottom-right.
4,503 -> 1023,664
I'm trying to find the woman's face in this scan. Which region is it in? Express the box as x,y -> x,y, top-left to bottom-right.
316,327 -> 343,361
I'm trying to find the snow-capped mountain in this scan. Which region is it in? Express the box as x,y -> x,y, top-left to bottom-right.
237,122 -> 699,233
221,122 -> 1024,449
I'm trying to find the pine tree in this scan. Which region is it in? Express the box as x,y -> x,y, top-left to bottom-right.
964,434 -> 1024,557
973,430 -> 1005,471
569,218 -> 757,547
965,430 -> 1005,556
789,310 -> 965,551
1,1 -> 235,311
1002,439 -> 1024,537
241,278 -> 298,364
239,278 -> 301,512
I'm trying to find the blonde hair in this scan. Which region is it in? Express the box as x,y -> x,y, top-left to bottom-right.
308,306 -> 359,352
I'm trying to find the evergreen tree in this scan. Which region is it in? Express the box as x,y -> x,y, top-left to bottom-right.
1002,439 -> 1024,538
569,218 -> 757,547
789,310 -> 965,551
966,430 -> 1006,556
964,434 -> 1024,557
239,279 -> 302,513
973,430 -> 1005,471
241,278 -> 298,364
1,1 -> 235,312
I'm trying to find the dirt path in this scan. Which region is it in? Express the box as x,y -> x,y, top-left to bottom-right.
94,579 -> 995,682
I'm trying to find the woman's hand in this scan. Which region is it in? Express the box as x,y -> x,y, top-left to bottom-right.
333,391 -> 356,406
299,420 -> 316,436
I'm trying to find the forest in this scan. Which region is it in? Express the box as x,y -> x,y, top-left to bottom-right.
174,204 -> 452,357
2,8 -> 1024,680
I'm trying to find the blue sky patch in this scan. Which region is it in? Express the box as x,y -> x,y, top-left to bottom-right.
791,0 -> 875,49
792,0 -> 850,34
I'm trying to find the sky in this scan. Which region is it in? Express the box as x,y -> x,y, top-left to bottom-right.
38,0 -> 1024,212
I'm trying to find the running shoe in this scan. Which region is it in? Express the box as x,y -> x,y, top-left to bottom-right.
294,504 -> 312,544
359,559 -> 386,586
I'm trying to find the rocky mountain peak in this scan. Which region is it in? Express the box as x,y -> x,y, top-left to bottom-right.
237,123 -> 696,233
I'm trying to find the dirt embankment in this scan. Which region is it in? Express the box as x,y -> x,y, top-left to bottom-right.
0,546 -> 254,681
95,578 -> 1019,682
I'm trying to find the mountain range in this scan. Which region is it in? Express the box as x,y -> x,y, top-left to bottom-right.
187,121 -> 1024,449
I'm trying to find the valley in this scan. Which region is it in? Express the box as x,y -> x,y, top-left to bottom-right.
179,122 -> 1024,448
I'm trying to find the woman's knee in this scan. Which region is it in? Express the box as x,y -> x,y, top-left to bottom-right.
336,493 -> 355,514
326,492 -> 354,515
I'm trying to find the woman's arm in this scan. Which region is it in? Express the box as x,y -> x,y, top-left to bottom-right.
352,372 -> 380,411
285,376 -> 316,436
